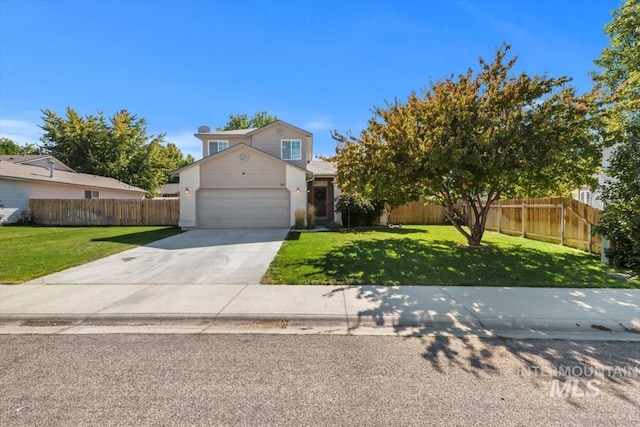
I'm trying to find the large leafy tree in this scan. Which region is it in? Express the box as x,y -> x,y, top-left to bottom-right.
0,137 -> 41,155
592,0 -> 639,273
40,108 -> 192,195
334,45 -> 600,246
331,125 -> 421,222
164,142 -> 195,183
217,111 -> 278,130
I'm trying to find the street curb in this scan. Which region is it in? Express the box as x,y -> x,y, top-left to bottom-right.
0,313 -> 350,325
2,313 -> 639,341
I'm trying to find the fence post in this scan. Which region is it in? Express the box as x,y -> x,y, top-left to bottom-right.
521,202 -> 526,237
588,222 -> 593,253
560,201 -> 565,246
497,202 -> 502,234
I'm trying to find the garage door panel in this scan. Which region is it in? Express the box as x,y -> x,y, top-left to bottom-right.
199,197 -> 287,209
197,189 -> 290,228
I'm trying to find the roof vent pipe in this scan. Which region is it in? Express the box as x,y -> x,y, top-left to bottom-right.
48,161 -> 54,178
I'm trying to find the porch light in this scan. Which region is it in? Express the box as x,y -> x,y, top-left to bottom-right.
185,187 -> 190,195
296,187 -> 301,194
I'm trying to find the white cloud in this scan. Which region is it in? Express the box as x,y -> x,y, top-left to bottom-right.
164,130 -> 202,160
303,119 -> 334,132
0,119 -> 42,145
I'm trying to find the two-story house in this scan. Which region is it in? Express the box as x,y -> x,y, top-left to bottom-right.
174,120 -> 340,228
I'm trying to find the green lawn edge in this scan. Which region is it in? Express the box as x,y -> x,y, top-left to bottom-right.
0,225 -> 183,284
262,225 -> 639,288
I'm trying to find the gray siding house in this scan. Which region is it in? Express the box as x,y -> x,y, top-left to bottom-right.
0,155 -> 146,223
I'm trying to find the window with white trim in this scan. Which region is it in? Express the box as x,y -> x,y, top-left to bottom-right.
84,190 -> 99,199
579,190 -> 591,204
281,139 -> 301,160
208,140 -> 229,155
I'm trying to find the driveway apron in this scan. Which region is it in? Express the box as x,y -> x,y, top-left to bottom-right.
25,229 -> 289,285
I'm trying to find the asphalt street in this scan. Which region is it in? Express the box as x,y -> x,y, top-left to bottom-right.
1,335 -> 638,426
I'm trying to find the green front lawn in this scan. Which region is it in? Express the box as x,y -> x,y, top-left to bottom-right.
263,225 -> 639,288
0,225 -> 183,284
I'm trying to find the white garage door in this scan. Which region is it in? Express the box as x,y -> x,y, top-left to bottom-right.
197,188 -> 290,228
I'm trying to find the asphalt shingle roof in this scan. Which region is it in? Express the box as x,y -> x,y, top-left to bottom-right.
0,160 -> 147,193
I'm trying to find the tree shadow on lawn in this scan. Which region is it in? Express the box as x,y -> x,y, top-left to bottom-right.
311,237 -> 631,288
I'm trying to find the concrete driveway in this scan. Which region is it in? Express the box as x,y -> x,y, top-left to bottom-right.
26,229 -> 290,285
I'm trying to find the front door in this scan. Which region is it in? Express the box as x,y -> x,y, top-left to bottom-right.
313,186 -> 328,218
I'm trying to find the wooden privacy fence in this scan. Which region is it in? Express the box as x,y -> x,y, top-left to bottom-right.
387,197 -> 602,254
29,199 -> 180,226
388,201 -> 448,224
484,198 -> 602,254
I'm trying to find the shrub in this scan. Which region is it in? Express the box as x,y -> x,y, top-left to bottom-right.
335,193 -> 385,227
593,138 -> 640,274
325,221 -> 342,230
306,204 -> 317,229
294,209 -> 306,229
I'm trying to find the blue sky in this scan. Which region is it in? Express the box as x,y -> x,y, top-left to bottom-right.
0,0 -> 619,160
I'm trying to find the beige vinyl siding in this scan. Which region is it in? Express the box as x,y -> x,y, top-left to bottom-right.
252,125 -> 310,168
196,188 -> 290,228
200,147 -> 286,188
199,136 -> 252,157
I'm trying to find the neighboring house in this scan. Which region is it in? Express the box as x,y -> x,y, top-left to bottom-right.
156,183 -> 180,198
0,155 -> 146,223
173,120 -> 341,228
571,145 -> 613,210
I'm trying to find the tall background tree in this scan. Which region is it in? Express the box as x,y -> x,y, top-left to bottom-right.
592,0 -> 639,273
217,111 -> 278,131
334,45 -> 600,246
40,108 -> 193,196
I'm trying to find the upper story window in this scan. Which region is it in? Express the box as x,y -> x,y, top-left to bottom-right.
208,140 -> 229,155
579,190 -> 591,204
85,190 -> 99,199
281,139 -> 301,160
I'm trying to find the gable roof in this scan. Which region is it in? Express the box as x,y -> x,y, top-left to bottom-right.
0,155 -> 75,172
172,143 -> 313,179
0,159 -> 147,194
306,161 -> 336,177
194,120 -> 312,138
205,128 -> 257,136
246,120 -> 312,137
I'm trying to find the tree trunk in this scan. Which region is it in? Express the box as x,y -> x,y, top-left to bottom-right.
440,187 -> 498,247
467,222 -> 485,247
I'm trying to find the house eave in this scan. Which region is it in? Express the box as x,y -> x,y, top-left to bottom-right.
0,175 -> 147,193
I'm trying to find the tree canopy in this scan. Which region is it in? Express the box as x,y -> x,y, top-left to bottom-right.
333,45 -> 600,246
40,108 -> 193,196
592,0 -> 640,273
592,0 -> 639,129
217,111 -> 278,131
0,137 -> 42,155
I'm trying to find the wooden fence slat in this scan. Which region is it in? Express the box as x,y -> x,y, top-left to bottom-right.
29,199 -> 180,226
388,197 -> 602,254
388,202 -> 448,224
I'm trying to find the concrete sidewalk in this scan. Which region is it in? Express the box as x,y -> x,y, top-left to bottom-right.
1,283 -> 639,340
